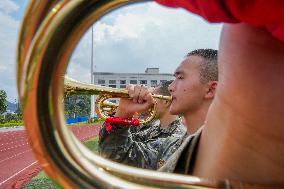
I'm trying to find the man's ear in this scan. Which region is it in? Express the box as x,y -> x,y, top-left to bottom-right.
205,81 -> 218,99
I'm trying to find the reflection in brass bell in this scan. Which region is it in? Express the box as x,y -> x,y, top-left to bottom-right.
17,0 -> 226,188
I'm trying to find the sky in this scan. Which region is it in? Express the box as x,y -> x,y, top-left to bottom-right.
0,0 -> 222,102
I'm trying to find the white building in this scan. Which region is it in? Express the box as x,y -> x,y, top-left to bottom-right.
92,68 -> 174,88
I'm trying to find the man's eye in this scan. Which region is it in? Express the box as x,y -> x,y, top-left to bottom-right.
177,75 -> 183,79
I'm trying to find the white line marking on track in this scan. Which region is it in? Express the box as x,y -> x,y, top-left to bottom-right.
0,161 -> 38,187
0,149 -> 32,164
0,140 -> 28,146
0,143 -> 28,152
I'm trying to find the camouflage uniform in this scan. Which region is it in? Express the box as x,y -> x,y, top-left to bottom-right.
98,119 -> 187,169
157,127 -> 284,189
158,127 -> 202,173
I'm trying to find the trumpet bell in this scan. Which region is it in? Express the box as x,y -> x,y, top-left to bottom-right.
17,0 -> 227,188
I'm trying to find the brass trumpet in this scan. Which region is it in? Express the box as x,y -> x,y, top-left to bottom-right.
64,77 -> 172,125
65,77 -> 172,101
17,0 -> 226,188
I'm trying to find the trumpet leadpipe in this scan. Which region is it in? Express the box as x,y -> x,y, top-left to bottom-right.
64,77 -> 172,101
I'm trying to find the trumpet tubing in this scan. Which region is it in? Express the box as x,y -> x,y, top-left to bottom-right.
65,77 -> 172,125
65,77 -> 129,98
64,77 -> 173,101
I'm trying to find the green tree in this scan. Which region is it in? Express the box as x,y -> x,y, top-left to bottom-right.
64,95 -> 91,118
5,113 -> 18,122
0,90 -> 7,114
15,102 -> 23,119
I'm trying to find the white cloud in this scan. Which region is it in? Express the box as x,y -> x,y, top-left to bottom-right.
67,2 -> 222,83
0,64 -> 7,71
0,1 -> 222,102
0,0 -> 19,14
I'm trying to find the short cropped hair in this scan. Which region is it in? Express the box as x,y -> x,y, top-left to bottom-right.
156,80 -> 172,96
187,49 -> 218,83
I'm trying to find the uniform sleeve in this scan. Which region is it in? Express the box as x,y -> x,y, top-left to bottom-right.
155,0 -> 284,42
98,122 -> 160,169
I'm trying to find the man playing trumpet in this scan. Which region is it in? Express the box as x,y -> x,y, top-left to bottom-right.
99,81 -> 187,169
99,49 -> 218,170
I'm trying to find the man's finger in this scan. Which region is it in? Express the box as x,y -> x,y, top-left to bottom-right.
133,85 -> 141,103
145,93 -> 155,107
127,84 -> 135,98
138,85 -> 148,104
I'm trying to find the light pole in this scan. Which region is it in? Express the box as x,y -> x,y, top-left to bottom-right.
90,26 -> 95,118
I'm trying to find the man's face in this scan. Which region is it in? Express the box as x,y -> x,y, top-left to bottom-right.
168,56 -> 207,115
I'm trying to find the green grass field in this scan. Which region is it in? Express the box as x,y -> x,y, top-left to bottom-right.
22,137 -> 99,189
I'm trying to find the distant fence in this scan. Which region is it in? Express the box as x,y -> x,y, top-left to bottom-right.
66,117 -> 89,124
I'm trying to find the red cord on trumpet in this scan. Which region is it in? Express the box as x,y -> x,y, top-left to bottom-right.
105,116 -> 140,134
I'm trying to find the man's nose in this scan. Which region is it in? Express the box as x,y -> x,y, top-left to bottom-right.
168,81 -> 174,93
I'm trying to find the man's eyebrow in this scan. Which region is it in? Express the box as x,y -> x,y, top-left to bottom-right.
174,70 -> 184,77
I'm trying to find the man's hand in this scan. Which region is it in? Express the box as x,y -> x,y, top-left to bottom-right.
114,85 -> 155,118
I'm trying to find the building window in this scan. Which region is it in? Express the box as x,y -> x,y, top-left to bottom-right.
151,80 -> 157,86
109,85 -> 116,88
120,85 -> 126,88
110,99 -> 117,103
130,80 -> 137,84
140,80 -> 147,85
120,80 -> 126,84
109,80 -> 116,84
98,79 -> 105,84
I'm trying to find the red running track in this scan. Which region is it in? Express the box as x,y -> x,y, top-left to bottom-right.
0,125 -> 100,189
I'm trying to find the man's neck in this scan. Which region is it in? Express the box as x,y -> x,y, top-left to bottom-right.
159,112 -> 178,129
184,102 -> 210,134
